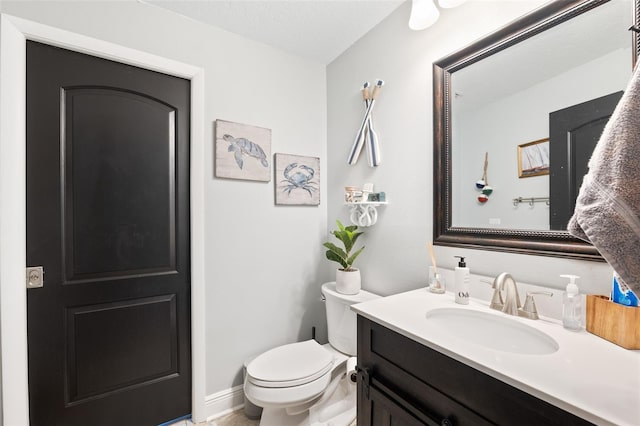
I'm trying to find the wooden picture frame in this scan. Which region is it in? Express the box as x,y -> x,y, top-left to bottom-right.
518,138 -> 550,178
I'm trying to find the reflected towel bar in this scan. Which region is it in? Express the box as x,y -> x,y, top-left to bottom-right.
513,197 -> 550,207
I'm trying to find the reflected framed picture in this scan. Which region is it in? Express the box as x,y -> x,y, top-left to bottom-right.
274,153 -> 320,206
518,138 -> 550,178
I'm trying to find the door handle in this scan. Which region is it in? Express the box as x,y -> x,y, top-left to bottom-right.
26,266 -> 44,289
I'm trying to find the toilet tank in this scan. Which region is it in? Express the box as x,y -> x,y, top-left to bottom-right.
321,282 -> 380,355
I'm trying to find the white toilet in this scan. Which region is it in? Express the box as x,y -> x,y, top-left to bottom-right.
243,282 -> 379,426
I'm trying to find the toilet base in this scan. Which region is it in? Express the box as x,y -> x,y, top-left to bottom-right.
258,373 -> 356,426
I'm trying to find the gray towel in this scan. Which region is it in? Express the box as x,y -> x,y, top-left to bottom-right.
568,67 -> 640,294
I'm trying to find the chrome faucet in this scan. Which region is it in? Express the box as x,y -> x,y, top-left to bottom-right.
481,278 -> 504,310
489,273 -> 553,319
494,272 -> 521,316
520,291 -> 553,320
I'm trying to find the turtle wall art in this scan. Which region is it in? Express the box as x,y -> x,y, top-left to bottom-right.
215,119 -> 271,182
274,153 -> 320,206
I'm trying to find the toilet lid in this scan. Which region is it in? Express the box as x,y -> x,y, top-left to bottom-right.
247,340 -> 334,388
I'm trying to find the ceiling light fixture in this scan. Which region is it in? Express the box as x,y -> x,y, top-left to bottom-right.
437,0 -> 467,8
409,0 -> 467,31
409,0 -> 440,31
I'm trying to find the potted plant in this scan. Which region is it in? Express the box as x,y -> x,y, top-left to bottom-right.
323,219 -> 365,294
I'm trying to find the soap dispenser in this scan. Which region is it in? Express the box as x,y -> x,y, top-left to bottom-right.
454,256 -> 470,305
561,274 -> 582,331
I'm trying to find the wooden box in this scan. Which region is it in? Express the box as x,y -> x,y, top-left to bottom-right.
586,295 -> 640,350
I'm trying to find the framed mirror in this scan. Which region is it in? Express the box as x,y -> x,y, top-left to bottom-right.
433,0 -> 640,260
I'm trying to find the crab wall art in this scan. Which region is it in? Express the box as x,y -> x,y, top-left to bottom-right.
215,119 -> 271,182
274,153 -> 320,206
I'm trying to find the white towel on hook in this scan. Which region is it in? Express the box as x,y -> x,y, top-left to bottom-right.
567,66 -> 640,294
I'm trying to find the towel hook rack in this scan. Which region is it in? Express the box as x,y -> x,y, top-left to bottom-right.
512,196 -> 550,207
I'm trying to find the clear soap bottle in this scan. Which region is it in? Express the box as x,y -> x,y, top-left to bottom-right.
561,274 -> 582,331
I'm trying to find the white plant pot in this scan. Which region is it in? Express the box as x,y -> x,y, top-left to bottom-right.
335,268 -> 361,295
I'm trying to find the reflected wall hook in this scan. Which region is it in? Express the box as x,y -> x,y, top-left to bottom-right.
628,25 -> 640,33
512,196 -> 550,207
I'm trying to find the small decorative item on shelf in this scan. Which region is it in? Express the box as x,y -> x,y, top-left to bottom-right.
475,152 -> 493,203
344,186 -> 359,203
362,182 -> 374,201
367,192 -> 386,202
323,220 -> 365,295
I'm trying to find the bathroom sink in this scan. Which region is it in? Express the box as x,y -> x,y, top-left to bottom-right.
425,308 -> 559,355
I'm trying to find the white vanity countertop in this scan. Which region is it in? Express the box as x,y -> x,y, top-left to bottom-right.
351,288 -> 640,426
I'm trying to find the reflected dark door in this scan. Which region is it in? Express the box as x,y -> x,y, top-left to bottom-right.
26,41 -> 191,425
549,91 -> 623,230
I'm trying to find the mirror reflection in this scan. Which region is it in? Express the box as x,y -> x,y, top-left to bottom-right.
450,0 -> 632,231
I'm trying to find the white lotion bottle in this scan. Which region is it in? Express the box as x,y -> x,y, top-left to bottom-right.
454,256 -> 470,304
561,274 -> 583,331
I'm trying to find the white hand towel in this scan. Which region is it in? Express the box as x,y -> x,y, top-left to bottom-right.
568,67 -> 640,294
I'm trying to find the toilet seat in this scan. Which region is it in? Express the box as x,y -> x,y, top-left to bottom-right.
247,340 -> 334,388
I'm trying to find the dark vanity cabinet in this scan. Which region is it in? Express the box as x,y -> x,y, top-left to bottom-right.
356,316 -> 593,426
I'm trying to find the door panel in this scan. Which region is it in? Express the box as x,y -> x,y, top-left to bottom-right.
63,87 -> 176,279
549,91 -> 623,230
27,40 -> 191,426
66,295 -> 178,404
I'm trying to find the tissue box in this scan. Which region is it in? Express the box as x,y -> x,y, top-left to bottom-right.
586,295 -> 640,349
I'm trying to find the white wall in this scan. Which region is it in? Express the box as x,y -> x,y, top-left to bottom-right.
327,0 -> 615,298
0,0 -> 329,399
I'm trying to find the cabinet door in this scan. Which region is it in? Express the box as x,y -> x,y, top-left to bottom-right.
359,376 -> 457,426
369,386 -> 427,426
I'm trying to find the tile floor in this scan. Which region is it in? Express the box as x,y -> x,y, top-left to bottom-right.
208,411 -> 260,426
168,409 -> 357,426
167,410 -> 259,426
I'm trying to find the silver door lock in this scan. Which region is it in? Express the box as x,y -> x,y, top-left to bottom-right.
26,266 -> 44,289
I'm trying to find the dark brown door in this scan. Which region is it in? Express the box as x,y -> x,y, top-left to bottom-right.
549,91 -> 623,230
26,41 -> 191,426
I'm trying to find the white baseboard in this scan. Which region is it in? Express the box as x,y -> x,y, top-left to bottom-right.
205,385 -> 245,421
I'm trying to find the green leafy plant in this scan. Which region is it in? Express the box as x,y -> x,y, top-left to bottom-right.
323,220 -> 365,271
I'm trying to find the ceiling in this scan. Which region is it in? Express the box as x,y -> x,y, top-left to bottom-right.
141,0 -> 406,64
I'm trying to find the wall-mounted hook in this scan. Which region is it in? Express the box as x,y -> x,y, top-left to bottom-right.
628,25 -> 640,33
512,196 -> 550,207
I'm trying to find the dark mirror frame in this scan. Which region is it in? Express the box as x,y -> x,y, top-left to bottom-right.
433,0 -> 640,261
